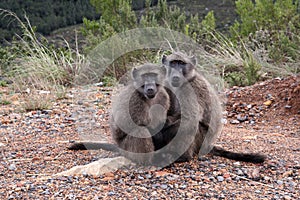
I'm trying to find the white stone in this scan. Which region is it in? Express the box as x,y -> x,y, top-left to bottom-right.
55,156 -> 132,177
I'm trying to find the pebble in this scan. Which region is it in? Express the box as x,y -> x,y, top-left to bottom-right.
218,164 -> 226,168
263,176 -> 271,181
230,120 -> 240,124
179,184 -> 187,189
107,191 -> 115,196
94,82 -> 104,87
160,184 -> 168,189
283,195 -> 292,200
237,114 -> 248,122
217,176 -> 224,182
145,174 -> 152,179
8,164 -> 16,171
221,118 -> 227,124
276,180 -> 284,185
236,169 -> 244,176
166,175 -> 179,181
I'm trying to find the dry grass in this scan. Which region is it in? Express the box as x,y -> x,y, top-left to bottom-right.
0,9 -> 87,111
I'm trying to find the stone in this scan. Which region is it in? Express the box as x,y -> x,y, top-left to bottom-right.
55,157 -> 132,177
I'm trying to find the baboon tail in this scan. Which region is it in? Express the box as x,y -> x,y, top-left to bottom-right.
210,146 -> 266,163
68,142 -> 119,152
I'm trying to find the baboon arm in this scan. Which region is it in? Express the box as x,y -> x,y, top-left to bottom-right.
210,146 -> 266,163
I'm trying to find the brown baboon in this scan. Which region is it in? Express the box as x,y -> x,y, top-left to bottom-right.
161,51 -> 266,163
70,63 -> 170,165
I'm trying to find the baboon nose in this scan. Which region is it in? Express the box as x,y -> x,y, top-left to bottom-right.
172,76 -> 180,82
147,88 -> 154,94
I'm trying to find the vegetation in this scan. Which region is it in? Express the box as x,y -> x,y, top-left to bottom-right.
231,0 -> 300,63
82,0 -> 299,86
0,9 -> 87,111
0,0 -> 299,112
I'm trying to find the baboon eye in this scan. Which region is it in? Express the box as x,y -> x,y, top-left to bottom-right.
178,60 -> 186,65
170,61 -> 177,67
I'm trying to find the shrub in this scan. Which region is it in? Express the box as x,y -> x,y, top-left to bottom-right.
0,9 -> 88,111
230,0 -> 300,63
82,0 -> 217,80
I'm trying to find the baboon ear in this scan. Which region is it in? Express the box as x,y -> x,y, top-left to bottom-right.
160,65 -> 167,76
131,67 -> 138,79
190,55 -> 197,66
162,55 -> 167,65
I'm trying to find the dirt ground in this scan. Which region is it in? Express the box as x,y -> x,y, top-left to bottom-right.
0,74 -> 299,199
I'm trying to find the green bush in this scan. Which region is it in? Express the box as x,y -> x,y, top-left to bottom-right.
82,0 -> 217,80
230,0 -> 300,63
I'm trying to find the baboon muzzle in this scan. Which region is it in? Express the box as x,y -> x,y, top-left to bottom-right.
171,76 -> 181,87
172,76 -> 180,82
144,83 -> 157,99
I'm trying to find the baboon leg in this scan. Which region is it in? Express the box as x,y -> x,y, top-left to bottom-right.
119,135 -> 154,153
152,119 -> 200,163
159,120 -> 208,162
117,130 -> 155,165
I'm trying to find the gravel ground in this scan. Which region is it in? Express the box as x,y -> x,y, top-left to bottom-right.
0,75 -> 299,199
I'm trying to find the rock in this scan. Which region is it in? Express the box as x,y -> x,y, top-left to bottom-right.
230,120 -> 240,124
94,82 -> 104,87
236,169 -> 244,176
160,184 -> 168,189
38,90 -> 51,94
221,118 -> 227,124
263,100 -> 272,106
263,176 -> 271,181
55,157 -> 132,177
217,176 -> 224,182
247,168 -> 261,180
237,114 -> 248,122
285,105 -> 292,109
8,164 -> 16,171
0,142 -> 5,148
283,195 -> 292,200
65,94 -> 74,98
276,180 -> 283,185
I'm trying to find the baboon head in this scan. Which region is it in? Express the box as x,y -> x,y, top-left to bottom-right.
162,52 -> 197,88
132,63 -> 167,99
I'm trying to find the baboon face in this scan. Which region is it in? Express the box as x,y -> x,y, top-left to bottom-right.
162,53 -> 197,88
132,64 -> 167,99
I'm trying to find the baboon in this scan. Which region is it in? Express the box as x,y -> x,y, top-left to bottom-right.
70,63 -> 170,165
161,51 -> 266,163
69,54 -> 266,164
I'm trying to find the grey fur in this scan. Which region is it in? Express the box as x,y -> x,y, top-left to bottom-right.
110,63 -> 170,164
161,52 -> 266,163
